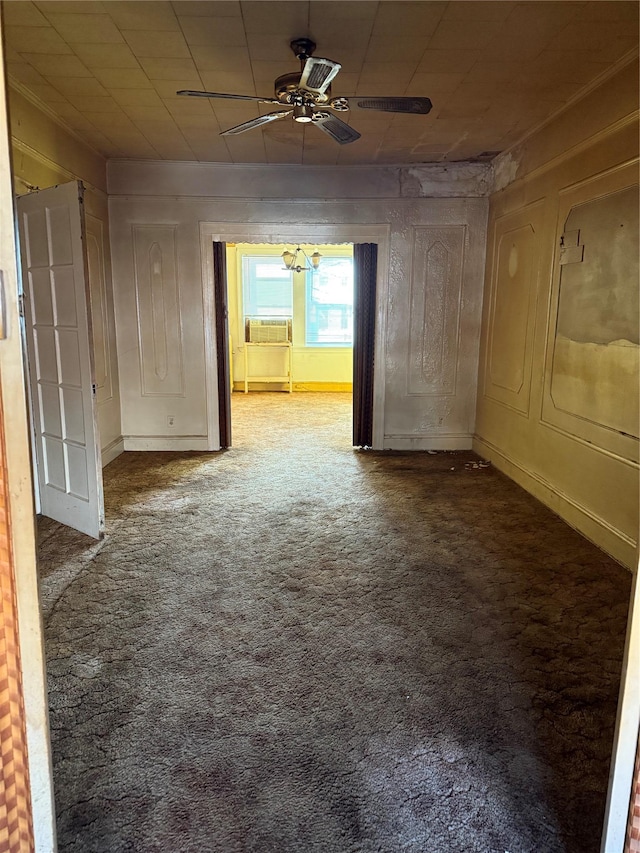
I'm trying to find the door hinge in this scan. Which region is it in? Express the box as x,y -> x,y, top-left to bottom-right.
18,293 -> 25,318
92,383 -> 97,396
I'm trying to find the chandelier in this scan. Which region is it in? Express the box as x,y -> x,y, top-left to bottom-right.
281,246 -> 322,273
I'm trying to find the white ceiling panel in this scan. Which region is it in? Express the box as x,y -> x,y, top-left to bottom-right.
3,0 -> 637,165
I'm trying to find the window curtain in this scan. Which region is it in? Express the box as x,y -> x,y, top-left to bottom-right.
353,243 -> 378,447
213,241 -> 231,448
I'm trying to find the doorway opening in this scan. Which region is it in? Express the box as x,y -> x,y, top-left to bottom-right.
212,238 -> 378,452
226,241 -> 354,445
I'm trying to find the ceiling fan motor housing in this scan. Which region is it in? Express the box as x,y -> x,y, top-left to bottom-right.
275,72 -> 331,105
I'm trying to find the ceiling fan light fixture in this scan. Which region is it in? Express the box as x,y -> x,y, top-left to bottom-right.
293,105 -> 314,123
310,251 -> 322,270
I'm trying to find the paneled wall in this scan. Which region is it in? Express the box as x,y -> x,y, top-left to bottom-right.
132,225 -> 185,399
107,162 -> 489,451
389,221 -> 484,449
475,60 -> 639,569
9,85 -> 122,465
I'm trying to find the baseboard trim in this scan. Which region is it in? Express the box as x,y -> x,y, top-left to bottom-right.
123,436 -> 211,452
292,382 -> 352,392
383,433 -> 473,451
232,382 -> 352,392
473,435 -> 637,570
101,437 -> 124,467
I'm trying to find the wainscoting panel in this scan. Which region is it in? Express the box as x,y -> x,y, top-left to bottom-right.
541,166 -> 639,464
483,201 -> 544,416
132,225 -> 184,398
408,226 -> 464,397
475,111 -> 639,568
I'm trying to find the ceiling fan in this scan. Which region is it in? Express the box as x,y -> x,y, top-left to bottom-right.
177,38 -> 432,145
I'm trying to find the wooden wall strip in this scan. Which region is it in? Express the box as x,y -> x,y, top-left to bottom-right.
0,390 -> 34,853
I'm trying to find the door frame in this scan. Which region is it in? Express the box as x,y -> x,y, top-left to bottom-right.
200,222 -> 390,451
212,242 -> 231,448
0,21 -> 57,850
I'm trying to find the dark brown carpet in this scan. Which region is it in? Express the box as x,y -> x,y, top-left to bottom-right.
38,392 -> 631,853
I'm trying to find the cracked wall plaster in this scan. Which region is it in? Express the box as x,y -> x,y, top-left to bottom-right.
491,153 -> 520,193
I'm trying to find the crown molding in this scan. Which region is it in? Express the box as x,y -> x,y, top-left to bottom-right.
496,47 -> 639,169
11,137 -> 107,198
7,77 -> 106,162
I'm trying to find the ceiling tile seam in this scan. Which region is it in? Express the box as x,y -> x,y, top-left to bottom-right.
26,4 -> 171,157
173,6 -> 216,105
107,3 -> 198,165
218,1 -> 252,164
30,8 -> 103,92
399,3 -> 448,102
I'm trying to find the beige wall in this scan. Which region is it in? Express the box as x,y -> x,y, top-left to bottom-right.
8,85 -> 122,464
9,86 -> 106,194
475,59 -> 639,570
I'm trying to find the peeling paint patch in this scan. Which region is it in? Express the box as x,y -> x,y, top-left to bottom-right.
401,163 -> 492,198
492,153 -> 520,192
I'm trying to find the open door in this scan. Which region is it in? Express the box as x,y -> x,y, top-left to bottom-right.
17,181 -> 104,539
213,241 -> 231,448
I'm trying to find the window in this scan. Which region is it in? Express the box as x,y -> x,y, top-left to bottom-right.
305,257 -> 354,346
242,256 -> 292,318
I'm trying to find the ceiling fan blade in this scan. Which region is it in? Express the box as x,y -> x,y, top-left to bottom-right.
220,110 -> 292,136
353,97 -> 433,114
177,89 -> 281,105
312,113 -> 361,145
299,56 -> 341,96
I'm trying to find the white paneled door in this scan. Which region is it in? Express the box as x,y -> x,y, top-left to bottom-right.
18,181 -> 104,539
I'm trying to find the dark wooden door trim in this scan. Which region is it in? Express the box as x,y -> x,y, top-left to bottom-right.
353,243 -> 377,447
213,242 -> 232,448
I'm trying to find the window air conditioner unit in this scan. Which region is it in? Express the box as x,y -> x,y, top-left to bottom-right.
245,318 -> 292,343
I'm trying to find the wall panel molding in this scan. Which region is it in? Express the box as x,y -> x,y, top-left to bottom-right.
408,226 -> 464,397
541,163 -> 639,464
132,225 -> 185,398
483,200 -> 544,416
